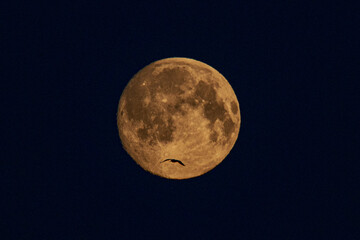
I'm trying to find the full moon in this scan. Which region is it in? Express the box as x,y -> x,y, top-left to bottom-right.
117,57 -> 241,179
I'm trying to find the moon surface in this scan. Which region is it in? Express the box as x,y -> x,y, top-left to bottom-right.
117,57 -> 241,179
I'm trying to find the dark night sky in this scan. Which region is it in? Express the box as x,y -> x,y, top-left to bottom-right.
2,1 -> 358,239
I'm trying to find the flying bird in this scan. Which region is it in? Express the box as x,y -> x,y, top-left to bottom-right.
161,159 -> 185,166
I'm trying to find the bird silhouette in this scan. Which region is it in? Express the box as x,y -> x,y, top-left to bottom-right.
161,159 -> 185,166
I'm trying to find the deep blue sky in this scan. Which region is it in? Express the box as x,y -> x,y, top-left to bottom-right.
2,1 -> 358,239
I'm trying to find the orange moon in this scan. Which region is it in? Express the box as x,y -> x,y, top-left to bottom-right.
117,57 -> 241,179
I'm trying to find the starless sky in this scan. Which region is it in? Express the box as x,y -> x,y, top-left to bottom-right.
2,1 -> 358,239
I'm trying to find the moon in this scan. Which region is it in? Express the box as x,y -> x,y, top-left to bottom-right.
117,57 -> 241,179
